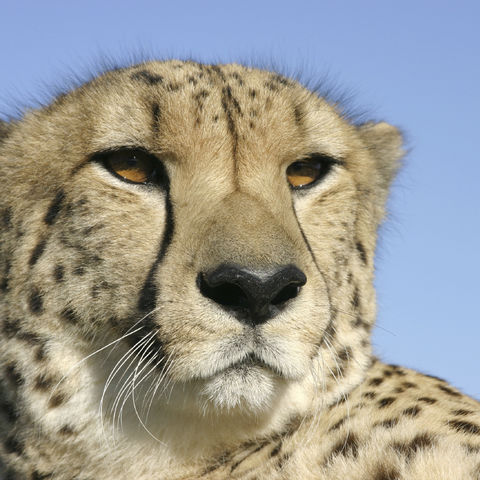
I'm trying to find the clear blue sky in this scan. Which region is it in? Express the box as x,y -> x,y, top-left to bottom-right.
2,1 -> 479,398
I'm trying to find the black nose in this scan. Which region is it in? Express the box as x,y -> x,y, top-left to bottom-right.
197,264 -> 306,326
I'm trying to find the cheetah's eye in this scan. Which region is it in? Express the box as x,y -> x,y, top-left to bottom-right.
102,149 -> 159,184
286,155 -> 337,189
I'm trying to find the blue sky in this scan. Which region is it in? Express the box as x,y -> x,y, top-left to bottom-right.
2,1 -> 479,398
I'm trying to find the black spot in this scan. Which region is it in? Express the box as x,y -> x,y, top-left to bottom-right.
0,397 -> 18,423
5,468 -> 21,480
17,330 -> 42,345
418,396 -> 437,404
271,74 -> 290,86
362,391 -> 377,399
60,308 -> 79,325
269,442 -> 282,457
31,471 -> 53,480
356,241 -> 367,264
463,443 -> 480,454
351,287 -> 360,308
187,75 -> 198,85
452,409 -> 474,416
2,207 -> 13,229
338,346 -> 352,362
5,363 -> 24,386
328,417 -> 347,431
35,344 -> 47,362
152,102 -> 160,132
264,80 -> 279,92
209,65 -> 226,81
401,381 -> 417,389
328,395 -> 348,409
391,433 -> 435,460
130,70 -> 164,85
369,377 -> 384,387
48,393 -> 67,408
194,89 -> 209,100
45,190 -> 65,225
0,274 -> 8,292
293,104 -> 303,126
73,265 -> 85,276
4,435 -> 24,455
221,86 -> 239,155
353,315 -> 371,331
402,405 -> 421,417
249,88 -> 257,98
0,258 -> 12,292
276,452 -> 291,470
447,420 -> 480,435
378,397 -> 396,408
34,374 -> 54,392
375,418 -> 399,428
437,384 -> 461,397
2,318 -> 20,338
390,366 -> 406,376
29,239 -> 47,267
53,264 -> 64,282
29,288 -> 43,314
373,465 -> 399,480
327,432 -> 359,462
230,72 -> 244,85
58,425 -> 75,436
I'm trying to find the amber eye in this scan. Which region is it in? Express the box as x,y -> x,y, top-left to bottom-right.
102,149 -> 158,184
286,155 -> 336,189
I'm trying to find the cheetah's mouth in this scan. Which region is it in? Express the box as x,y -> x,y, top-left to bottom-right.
224,352 -> 280,376
199,352 -> 284,411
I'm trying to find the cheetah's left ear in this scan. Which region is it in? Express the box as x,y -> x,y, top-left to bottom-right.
358,122 -> 405,191
357,122 -> 405,221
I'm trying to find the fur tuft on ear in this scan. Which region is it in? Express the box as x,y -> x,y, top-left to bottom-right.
358,122 -> 405,192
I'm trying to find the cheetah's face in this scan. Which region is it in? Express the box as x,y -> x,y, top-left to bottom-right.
6,61 -> 402,423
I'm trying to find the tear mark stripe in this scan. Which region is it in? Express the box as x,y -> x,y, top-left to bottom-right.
138,187 -> 174,312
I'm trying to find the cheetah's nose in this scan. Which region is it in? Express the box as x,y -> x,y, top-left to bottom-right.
197,264 -> 306,326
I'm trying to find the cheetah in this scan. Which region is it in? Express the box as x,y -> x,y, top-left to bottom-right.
0,60 -> 479,480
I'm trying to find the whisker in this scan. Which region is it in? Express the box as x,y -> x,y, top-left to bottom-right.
48,325 -> 145,407
110,334 -> 155,437
99,331 -> 155,442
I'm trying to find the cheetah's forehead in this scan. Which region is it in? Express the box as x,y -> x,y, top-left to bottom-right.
43,61 -> 352,162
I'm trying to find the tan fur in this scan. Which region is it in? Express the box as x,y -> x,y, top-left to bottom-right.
0,60 -> 478,479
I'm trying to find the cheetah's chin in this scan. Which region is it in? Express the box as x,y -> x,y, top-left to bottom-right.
200,364 -> 279,412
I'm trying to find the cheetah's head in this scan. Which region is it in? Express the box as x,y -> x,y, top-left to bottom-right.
0,61 -> 403,446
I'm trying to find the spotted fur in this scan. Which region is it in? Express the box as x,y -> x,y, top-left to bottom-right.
0,61 -> 478,479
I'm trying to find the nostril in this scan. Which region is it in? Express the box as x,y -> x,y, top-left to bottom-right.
271,284 -> 300,305
197,274 -> 250,310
